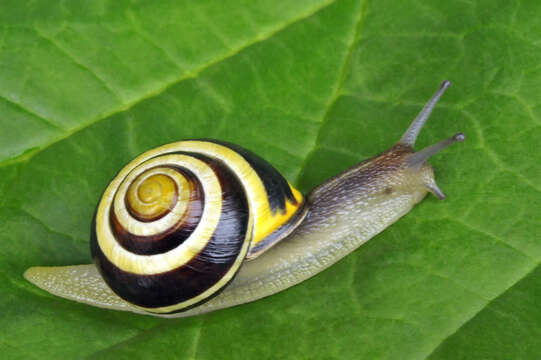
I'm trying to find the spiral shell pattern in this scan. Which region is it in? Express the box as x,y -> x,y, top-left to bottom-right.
91,140 -> 305,313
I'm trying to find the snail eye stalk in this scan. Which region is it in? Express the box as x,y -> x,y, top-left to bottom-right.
407,132 -> 465,169
399,80 -> 451,148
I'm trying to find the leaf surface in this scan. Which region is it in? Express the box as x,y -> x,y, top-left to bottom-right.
1,0 -> 540,359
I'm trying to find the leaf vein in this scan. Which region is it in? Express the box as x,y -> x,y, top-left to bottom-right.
461,109 -> 541,192
423,262 -> 539,359
0,0 -> 337,169
126,9 -> 186,71
32,27 -> 124,104
189,319 -> 203,360
451,217 -> 539,263
0,94 -> 64,130
16,206 -> 84,245
295,0 -> 369,183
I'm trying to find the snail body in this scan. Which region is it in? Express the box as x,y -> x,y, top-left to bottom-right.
24,81 -> 464,317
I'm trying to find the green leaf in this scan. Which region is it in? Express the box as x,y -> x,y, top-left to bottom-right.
1,0 -> 540,359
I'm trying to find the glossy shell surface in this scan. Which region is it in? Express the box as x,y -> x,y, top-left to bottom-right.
91,140 -> 305,313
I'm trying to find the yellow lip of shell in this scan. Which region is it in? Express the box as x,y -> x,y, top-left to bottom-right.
251,184 -> 303,244
126,173 -> 179,221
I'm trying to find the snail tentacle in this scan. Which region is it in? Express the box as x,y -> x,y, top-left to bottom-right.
399,80 -> 451,147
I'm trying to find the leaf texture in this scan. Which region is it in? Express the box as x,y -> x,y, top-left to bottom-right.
1,0 -> 540,359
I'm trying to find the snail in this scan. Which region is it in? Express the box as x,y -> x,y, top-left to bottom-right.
24,81 -> 464,318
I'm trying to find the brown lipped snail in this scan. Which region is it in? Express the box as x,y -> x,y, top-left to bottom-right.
24,81 -> 465,317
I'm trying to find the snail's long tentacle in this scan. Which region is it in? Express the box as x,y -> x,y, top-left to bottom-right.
399,80 -> 451,147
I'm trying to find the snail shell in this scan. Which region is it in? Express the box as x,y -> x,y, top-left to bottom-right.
91,140 -> 307,313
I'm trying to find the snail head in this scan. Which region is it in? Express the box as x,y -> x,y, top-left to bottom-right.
366,81 -> 465,201
396,80 -> 464,200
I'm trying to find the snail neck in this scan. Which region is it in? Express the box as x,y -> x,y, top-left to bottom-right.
299,145 -> 432,238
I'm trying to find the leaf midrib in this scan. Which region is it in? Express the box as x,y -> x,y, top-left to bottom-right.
424,261 -> 540,359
